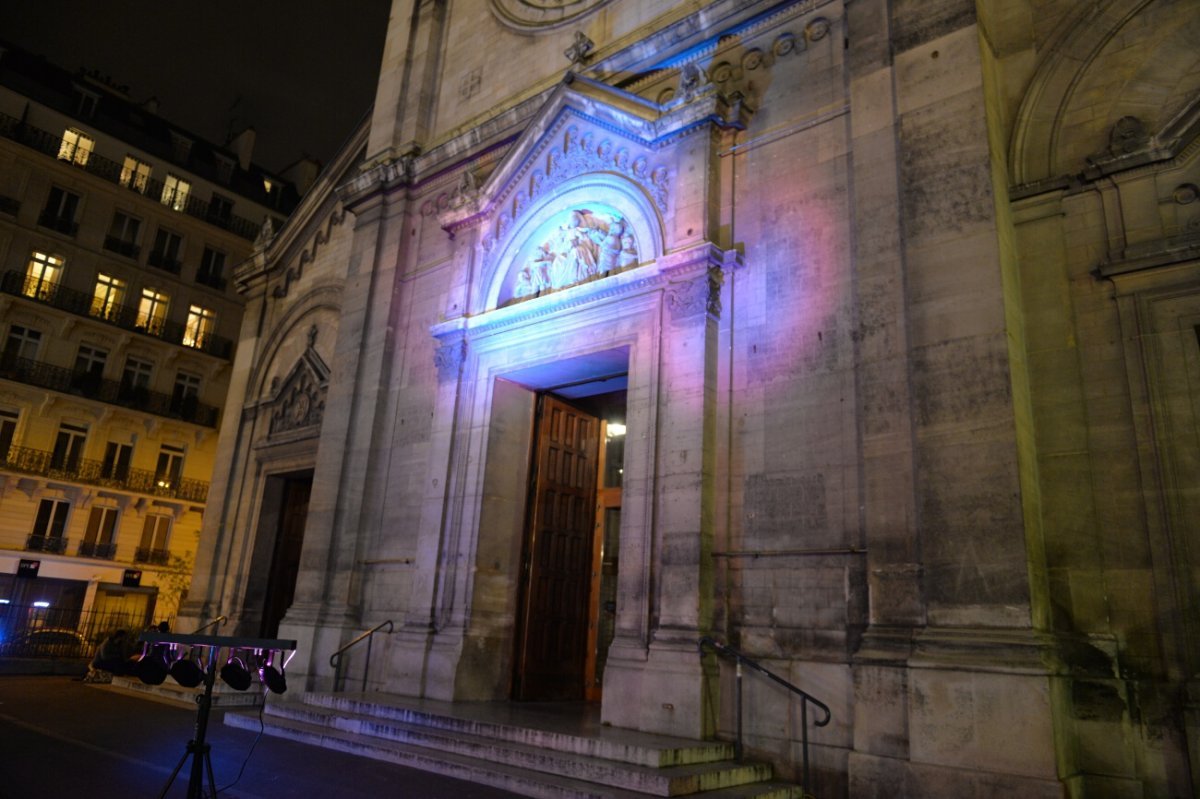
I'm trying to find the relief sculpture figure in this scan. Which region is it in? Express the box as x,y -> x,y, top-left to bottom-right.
511,209 -> 638,299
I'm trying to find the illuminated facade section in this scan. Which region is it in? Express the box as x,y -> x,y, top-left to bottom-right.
0,42 -> 298,636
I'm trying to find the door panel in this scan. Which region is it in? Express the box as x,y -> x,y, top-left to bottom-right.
515,395 -> 599,700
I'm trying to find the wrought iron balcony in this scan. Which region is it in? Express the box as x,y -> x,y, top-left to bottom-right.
37,210 -> 78,236
1,270 -> 234,359
77,541 -> 118,559
0,112 -> 262,241
147,250 -> 182,274
102,236 -> 140,259
2,445 -> 209,503
195,270 -> 227,291
0,353 -> 220,428
134,547 -> 171,565
26,534 -> 68,554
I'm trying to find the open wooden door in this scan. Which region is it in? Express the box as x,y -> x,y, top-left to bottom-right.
514,395 -> 600,701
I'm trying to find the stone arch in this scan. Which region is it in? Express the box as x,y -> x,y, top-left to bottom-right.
1009,0 -> 1200,185
476,173 -> 664,314
247,285 -> 341,402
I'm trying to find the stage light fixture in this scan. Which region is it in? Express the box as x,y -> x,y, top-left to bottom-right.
259,649 -> 287,694
134,648 -> 169,685
169,648 -> 205,688
220,651 -> 253,691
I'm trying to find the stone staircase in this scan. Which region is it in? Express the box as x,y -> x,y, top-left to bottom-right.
224,692 -> 804,798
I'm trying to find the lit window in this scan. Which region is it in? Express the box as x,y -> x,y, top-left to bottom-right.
57,128 -> 94,166
3,325 -> 42,361
262,178 -> 275,194
91,273 -> 126,320
183,305 -> 215,349
119,156 -> 151,193
136,288 -> 169,335
161,174 -> 190,212
154,444 -> 184,491
24,251 -> 64,300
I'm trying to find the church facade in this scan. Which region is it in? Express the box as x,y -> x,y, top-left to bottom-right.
181,1 -> 1200,795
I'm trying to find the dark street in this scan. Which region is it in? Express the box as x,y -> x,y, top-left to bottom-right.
0,676 -> 527,798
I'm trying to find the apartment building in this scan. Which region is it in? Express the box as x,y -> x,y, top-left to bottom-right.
0,42 -> 298,633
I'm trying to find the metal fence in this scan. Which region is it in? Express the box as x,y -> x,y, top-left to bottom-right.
0,603 -> 160,660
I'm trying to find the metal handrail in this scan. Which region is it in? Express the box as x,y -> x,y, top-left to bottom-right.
330,620 -> 393,692
699,637 -> 831,793
192,616 -> 228,634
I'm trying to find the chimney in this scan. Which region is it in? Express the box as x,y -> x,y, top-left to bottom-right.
228,127 -> 256,171
280,156 -> 321,195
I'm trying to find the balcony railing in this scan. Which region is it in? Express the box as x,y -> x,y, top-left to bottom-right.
0,112 -> 262,242
195,270 -> 227,291
77,541 -> 118,559
2,445 -> 208,503
1,270 -> 234,359
26,534 -> 69,554
102,236 -> 140,259
134,547 -> 171,565
147,250 -> 182,274
37,210 -> 78,236
0,353 -> 220,428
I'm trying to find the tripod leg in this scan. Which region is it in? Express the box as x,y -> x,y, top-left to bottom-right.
158,747 -> 191,799
204,747 -> 219,799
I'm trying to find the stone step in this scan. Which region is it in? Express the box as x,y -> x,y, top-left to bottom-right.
102,675 -> 263,708
301,692 -> 733,768
224,709 -> 803,799
253,699 -> 773,796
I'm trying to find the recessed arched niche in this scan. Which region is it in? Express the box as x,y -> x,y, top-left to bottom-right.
480,175 -> 662,314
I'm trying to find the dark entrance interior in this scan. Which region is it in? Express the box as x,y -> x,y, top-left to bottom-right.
512,385 -> 625,702
259,471 -> 312,637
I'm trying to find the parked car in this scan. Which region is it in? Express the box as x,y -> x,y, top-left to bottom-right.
0,628 -> 87,658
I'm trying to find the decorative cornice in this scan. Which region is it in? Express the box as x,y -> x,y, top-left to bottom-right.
666,265 -> 724,322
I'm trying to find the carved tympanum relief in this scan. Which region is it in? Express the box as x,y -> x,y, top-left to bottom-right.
490,0 -> 612,31
507,207 -> 639,303
267,329 -> 329,436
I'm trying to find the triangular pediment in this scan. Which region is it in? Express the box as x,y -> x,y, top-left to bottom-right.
437,70 -> 747,317
268,344 -> 330,436
438,70 -> 747,236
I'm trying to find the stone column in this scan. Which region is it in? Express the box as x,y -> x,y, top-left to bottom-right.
603,245 -> 732,740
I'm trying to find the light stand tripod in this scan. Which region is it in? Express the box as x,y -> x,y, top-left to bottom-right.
159,656 -> 219,799
136,632 -> 297,799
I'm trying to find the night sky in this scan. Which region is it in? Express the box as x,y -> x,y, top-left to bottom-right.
0,0 -> 392,172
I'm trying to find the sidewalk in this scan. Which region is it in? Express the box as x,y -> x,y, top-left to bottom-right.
0,675 -> 528,798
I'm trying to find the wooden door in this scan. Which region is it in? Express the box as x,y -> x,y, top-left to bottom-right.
260,474 -> 312,638
514,395 -> 600,701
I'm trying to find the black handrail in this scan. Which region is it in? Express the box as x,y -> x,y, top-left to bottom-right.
192,616 -> 227,635
330,620 -> 393,692
699,637 -> 831,793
